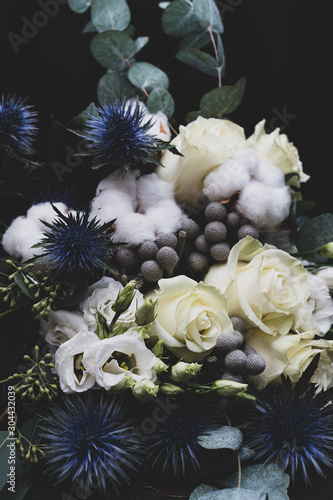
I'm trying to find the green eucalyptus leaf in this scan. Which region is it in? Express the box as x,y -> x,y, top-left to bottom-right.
128,62 -> 169,92
13,271 -> 36,300
159,1 -> 170,8
162,0 -> 201,37
222,464 -> 290,500
186,110 -> 202,123
68,0 -> 91,14
97,72 -> 133,104
90,30 -> 137,70
134,36 -> 149,53
193,0 -> 224,34
238,446 -> 256,462
68,102 -> 98,129
197,425 -> 243,451
296,213 -> 333,253
176,47 -> 221,76
91,0 -> 130,32
179,29 -> 211,50
82,20 -> 97,34
189,483 -> 219,499
200,77 -> 246,117
200,489 -> 267,500
147,88 -> 175,118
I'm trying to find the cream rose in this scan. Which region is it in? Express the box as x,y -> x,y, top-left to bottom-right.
148,275 -> 233,362
244,328 -> 333,391
245,119 -> 309,195
156,116 -> 246,208
40,310 -> 90,356
80,276 -> 144,332
204,236 -> 309,336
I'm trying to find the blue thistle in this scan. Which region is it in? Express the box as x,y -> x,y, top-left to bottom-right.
144,394 -> 224,479
35,204 -> 117,278
82,99 -> 167,171
0,94 -> 37,156
40,392 -> 142,497
245,354 -> 333,485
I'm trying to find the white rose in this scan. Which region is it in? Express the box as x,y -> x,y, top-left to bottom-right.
148,275 -> 232,362
315,267 -> 333,290
80,276 -> 144,332
82,331 -> 158,391
245,119 -> 309,195
204,236 -> 309,336
245,328 -> 333,391
156,116 -> 246,208
54,331 -> 99,393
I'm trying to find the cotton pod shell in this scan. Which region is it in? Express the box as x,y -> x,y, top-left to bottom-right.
156,247 -> 179,269
140,260 -> 163,282
224,349 -> 247,372
245,353 -> 266,375
215,331 -> 244,353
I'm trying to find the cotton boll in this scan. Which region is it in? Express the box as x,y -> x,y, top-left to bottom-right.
2,216 -> 44,261
89,188 -> 135,224
26,202 -> 68,228
203,158 -> 251,201
94,170 -> 138,208
145,199 -> 185,234
252,161 -> 286,188
137,173 -> 174,212
232,147 -> 259,175
113,212 -> 156,245
236,181 -> 291,230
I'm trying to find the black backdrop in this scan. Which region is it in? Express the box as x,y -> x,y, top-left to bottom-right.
1,0 -> 332,214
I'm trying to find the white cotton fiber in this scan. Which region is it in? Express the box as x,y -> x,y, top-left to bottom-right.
94,171 -> 138,208
252,161 -> 286,188
2,216 -> 44,262
112,212 -> 156,245
26,201 -> 68,228
145,199 -> 185,234
136,173 -> 174,212
89,188 -> 135,224
236,181 -> 291,230
232,147 -> 259,174
203,159 -> 251,201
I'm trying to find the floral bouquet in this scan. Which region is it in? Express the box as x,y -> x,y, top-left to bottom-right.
1,1 -> 333,499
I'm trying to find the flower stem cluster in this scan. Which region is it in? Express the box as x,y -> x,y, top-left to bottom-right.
15,427 -> 45,466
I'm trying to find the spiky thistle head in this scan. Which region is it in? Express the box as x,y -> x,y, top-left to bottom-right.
245,354 -> 333,485
0,94 -> 37,156
35,205 -> 117,278
143,393 -> 224,479
82,99 -> 167,172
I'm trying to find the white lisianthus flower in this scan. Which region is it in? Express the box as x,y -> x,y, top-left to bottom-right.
204,236 -> 309,336
82,331 -> 158,391
315,267 -> 333,290
54,331 -> 99,393
80,276 -> 144,332
148,275 -> 233,362
245,119 -> 309,195
157,116 -> 246,208
244,329 -> 333,392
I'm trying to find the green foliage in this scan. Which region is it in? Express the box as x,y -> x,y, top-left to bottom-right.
90,30 -> 137,70
296,213 -> 333,255
147,88 -> 175,118
200,77 -> 247,117
128,62 -> 169,93
97,71 -> 133,104
91,0 -> 131,32
197,425 -> 243,451
68,0 -> 91,14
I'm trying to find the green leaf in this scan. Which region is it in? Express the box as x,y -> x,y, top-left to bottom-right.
68,0 -> 91,14
14,272 -> 36,300
296,213 -> 333,253
189,483 -> 219,499
222,464 -> 290,500
128,62 -> 169,92
60,276 -> 89,309
147,88 -> 175,118
200,77 -> 246,117
91,0 -> 130,32
97,71 -> 133,104
162,0 -> 201,37
90,30 -> 137,70
197,425 -> 243,451
82,20 -> 97,33
134,36 -> 149,53
186,110 -> 202,123
68,102 -> 98,129
179,29 -> 211,50
200,489 -> 267,500
176,47 -> 222,76
193,0 -> 224,34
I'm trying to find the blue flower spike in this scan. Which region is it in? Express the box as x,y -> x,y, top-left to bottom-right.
0,94 -> 37,156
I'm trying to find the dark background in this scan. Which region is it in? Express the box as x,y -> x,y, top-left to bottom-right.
0,0 -> 332,214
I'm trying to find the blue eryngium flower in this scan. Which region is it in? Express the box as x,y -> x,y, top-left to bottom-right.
246,354 -> 333,485
35,205 -> 116,277
82,99 -> 167,171
40,392 -> 142,497
144,394 -> 223,479
0,94 -> 37,156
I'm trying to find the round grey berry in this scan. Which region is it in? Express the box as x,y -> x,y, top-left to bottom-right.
238,224 -> 259,240
222,371 -> 244,384
226,211 -> 242,227
210,242 -> 230,262
138,240 -> 158,260
195,234 -> 210,254
205,201 -> 227,222
156,246 -> 179,270
216,331 -> 244,353
156,232 -> 178,249
224,349 -> 247,372
245,354 -> 266,375
181,218 -> 200,240
205,221 -> 227,243
140,260 -> 163,282
116,247 -> 137,268
187,252 -> 209,273
242,345 -> 257,356
230,316 -> 248,334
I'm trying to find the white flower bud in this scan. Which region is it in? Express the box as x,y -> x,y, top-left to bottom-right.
171,361 -> 201,384
132,379 -> 159,402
